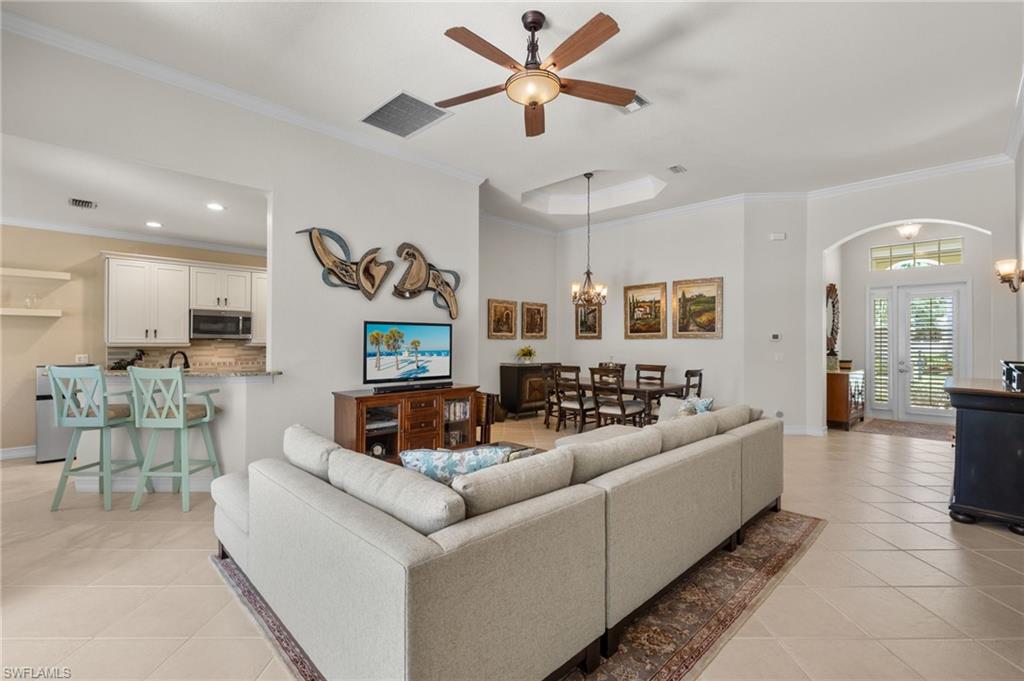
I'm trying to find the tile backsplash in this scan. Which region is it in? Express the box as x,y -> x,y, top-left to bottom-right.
107,340 -> 266,371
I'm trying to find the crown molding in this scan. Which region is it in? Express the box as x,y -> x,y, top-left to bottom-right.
557,193 -> 748,237
2,217 -> 267,256
480,213 -> 559,237
1,11 -> 486,187
806,153 -> 1012,200
1007,65 -> 1024,158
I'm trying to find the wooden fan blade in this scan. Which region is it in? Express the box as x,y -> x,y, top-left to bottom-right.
435,85 -> 505,108
561,79 -> 636,106
525,104 -> 545,137
540,13 -> 619,71
444,27 -> 524,72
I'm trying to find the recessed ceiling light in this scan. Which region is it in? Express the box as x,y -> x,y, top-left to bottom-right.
206,202 -> 225,211
145,221 -> 162,229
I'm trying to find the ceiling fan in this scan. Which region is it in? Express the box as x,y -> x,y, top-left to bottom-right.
435,10 -> 636,137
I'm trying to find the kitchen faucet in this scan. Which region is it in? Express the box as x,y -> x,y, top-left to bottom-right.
167,350 -> 191,370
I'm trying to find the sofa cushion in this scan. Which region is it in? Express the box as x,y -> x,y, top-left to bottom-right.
654,396 -> 687,422
328,449 -> 466,534
210,471 -> 249,533
399,446 -> 509,485
715,404 -> 753,433
751,407 -> 764,421
555,424 -> 641,449
650,411 -> 718,451
282,424 -> 339,481
451,448 -> 573,517
564,428 -> 662,484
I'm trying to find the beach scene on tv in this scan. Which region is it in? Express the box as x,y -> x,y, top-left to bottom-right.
365,323 -> 451,382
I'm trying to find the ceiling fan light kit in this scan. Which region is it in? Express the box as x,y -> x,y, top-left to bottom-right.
436,10 -> 636,136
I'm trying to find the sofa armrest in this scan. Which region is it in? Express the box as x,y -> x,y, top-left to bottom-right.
247,458 -> 442,681
721,418 -> 784,523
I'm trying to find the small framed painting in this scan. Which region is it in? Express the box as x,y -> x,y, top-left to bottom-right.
487,298 -> 517,339
521,302 -> 548,339
575,304 -> 602,339
672,277 -> 724,338
623,282 -> 667,339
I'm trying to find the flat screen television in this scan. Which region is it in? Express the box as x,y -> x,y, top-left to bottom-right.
363,321 -> 452,385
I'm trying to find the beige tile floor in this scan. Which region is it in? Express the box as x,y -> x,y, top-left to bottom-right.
3,419 -> 1024,680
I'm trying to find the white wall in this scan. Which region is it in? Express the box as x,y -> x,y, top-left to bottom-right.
2,34 -> 480,467
478,216 -> 558,393
804,161 -> 1017,431
554,201 -> 747,406
838,223 -> 997,417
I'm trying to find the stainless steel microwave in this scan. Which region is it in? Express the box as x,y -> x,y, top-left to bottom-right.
190,309 -> 252,340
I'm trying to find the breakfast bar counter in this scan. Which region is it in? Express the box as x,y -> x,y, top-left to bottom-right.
944,377 -> 1024,535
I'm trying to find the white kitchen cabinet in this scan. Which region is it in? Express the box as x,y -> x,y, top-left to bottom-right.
249,272 -> 268,345
106,258 -> 189,346
190,267 -> 251,311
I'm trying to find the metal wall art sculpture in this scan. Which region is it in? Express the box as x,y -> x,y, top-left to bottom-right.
297,228 -> 394,300
392,242 -> 460,320
297,229 -> 460,319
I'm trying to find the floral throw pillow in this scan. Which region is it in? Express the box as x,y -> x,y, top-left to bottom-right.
399,446 -> 510,485
681,396 -> 714,415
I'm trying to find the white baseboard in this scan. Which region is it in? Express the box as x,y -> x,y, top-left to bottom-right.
74,477 -> 212,493
1,445 -> 36,460
783,425 -> 827,436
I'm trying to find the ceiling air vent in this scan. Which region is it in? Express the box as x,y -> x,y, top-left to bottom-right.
621,93 -> 652,114
362,92 -> 451,138
668,164 -> 687,175
68,197 -> 99,209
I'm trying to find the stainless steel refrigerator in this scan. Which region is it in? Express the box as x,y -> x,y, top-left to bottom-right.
35,365 -> 75,463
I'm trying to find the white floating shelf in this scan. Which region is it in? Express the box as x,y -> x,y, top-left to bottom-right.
0,308 -> 63,317
0,268 -> 71,281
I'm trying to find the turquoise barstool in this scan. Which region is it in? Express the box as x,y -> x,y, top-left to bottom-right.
128,366 -> 221,512
48,365 -> 152,511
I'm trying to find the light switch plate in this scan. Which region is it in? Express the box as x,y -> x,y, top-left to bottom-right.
75,354 -> 89,364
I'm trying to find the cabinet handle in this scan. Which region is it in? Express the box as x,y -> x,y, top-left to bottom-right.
217,296 -> 221,306
225,297 -> 229,307
154,328 -> 158,339
145,329 -> 149,339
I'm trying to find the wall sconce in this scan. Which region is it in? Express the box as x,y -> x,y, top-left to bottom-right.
995,259 -> 1021,292
897,222 -> 922,240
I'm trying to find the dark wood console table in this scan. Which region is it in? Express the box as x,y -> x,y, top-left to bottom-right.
944,377 -> 1024,535
334,384 -> 478,465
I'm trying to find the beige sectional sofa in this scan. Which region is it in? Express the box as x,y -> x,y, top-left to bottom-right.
211,405 -> 783,680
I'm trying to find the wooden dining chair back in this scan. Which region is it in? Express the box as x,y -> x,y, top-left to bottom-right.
475,391 -> 497,444
48,364 -> 150,511
554,366 -> 596,433
635,364 -> 667,386
590,367 -> 646,427
541,363 -> 562,429
683,368 -> 704,398
598,361 -> 627,376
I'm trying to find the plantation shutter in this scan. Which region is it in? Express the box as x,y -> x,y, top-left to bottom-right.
907,294 -> 955,410
870,292 -> 891,407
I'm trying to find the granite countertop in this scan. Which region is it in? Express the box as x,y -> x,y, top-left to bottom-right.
104,368 -> 282,378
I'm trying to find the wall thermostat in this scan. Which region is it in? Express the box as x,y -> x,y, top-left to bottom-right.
769,332 -> 782,342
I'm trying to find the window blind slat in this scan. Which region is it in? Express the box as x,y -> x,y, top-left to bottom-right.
871,296 -> 890,405
907,295 -> 954,410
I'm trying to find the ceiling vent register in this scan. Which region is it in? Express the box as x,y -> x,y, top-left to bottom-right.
362,93 -> 450,138
67,197 -> 99,209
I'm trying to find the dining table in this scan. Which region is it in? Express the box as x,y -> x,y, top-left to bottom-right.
576,378 -> 687,418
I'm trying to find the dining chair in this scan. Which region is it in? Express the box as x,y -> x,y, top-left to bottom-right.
636,363 -> 667,424
683,369 -> 704,398
541,363 -> 562,429
128,366 -> 221,512
590,367 -> 646,427
475,391 -> 497,445
48,365 -> 153,511
555,366 -> 597,433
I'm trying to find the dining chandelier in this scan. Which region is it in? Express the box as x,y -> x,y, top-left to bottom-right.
570,172 -> 607,306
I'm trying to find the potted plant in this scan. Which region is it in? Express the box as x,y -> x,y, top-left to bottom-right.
515,345 -> 536,364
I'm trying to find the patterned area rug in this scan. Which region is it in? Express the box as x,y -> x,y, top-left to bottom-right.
852,418 -> 954,442
213,509 -> 823,681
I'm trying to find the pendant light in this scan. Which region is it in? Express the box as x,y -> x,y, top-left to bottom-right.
570,172 -> 607,306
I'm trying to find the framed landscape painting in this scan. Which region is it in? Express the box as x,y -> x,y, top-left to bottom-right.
487,299 -> 517,339
673,277 -> 723,338
521,302 -> 548,339
575,304 -> 602,339
623,282 -> 667,339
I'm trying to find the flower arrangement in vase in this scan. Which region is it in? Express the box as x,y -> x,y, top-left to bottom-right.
515,345 -> 536,364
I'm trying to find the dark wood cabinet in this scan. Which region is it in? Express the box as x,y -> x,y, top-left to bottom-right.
499,363 -> 547,419
827,370 -> 865,430
333,384 -> 478,465
945,378 -> 1024,535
